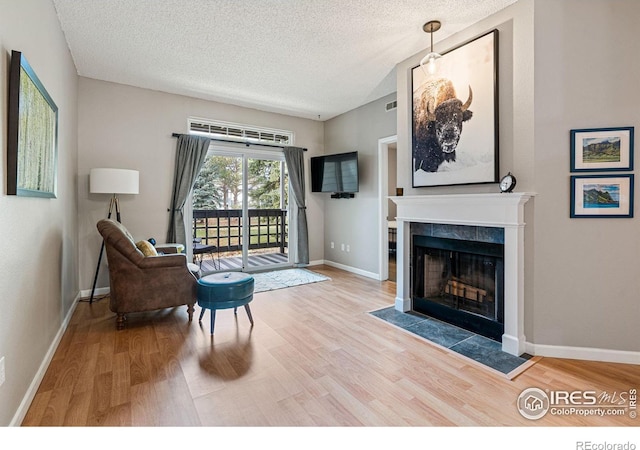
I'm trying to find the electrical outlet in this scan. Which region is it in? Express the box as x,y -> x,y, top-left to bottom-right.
341,243 -> 345,251
331,242 -> 334,249
0,357 -> 5,387
346,245 -> 350,252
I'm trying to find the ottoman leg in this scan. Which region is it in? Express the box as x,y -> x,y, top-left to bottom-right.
244,304 -> 254,326
199,307 -> 205,322
210,309 -> 216,335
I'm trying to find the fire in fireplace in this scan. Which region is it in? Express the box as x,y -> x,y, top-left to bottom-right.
412,234 -> 504,341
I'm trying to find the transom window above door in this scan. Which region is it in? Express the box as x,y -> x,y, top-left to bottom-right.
188,117 -> 294,146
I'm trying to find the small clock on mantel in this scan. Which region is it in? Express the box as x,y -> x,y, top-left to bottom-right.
499,172 -> 517,193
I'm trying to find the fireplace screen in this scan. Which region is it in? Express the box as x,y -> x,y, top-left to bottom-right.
412,236 -> 504,340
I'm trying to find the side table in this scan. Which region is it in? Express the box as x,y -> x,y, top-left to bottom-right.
193,242 -> 219,270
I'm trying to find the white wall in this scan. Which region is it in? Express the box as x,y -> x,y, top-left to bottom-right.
0,0 -> 79,426
78,78 -> 325,291
322,93 -> 397,277
395,0 -> 639,357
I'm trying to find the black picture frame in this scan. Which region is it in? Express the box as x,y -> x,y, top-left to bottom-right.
411,29 -> 499,188
570,127 -> 634,172
7,50 -> 58,198
570,174 -> 634,218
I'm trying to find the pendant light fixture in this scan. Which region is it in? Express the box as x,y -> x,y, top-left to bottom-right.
419,20 -> 442,76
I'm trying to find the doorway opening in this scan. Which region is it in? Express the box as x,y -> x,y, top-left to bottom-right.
378,135 -> 398,282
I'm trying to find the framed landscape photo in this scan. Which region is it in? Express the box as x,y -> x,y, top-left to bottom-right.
570,174 -> 634,218
7,50 -> 58,198
411,29 -> 499,188
570,127 -> 634,172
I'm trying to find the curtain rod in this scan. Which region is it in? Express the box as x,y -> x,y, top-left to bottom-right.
172,133 -> 306,151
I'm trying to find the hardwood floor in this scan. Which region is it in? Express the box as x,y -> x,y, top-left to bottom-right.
21,265 -> 639,428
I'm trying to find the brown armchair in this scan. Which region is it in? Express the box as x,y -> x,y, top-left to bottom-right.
96,219 -> 197,329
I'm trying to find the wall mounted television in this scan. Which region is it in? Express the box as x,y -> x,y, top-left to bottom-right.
310,151 -> 359,198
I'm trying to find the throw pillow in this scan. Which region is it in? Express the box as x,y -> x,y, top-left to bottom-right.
136,240 -> 158,257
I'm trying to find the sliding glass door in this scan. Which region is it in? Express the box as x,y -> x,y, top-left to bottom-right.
246,157 -> 289,268
191,146 -> 290,273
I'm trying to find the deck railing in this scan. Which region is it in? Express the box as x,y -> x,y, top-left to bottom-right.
192,209 -> 288,253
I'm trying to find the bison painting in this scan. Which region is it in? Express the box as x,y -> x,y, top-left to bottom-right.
413,78 -> 473,173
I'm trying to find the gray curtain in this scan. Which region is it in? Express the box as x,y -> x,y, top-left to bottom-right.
166,134 -> 211,246
283,147 -> 309,265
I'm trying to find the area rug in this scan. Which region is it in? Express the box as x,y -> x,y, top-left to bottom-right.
252,268 -> 330,293
369,306 -> 540,379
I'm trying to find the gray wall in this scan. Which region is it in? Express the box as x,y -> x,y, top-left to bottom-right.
78,78 -> 325,291
530,0 -> 640,352
0,0 -> 79,426
396,0 -> 639,354
322,93 -> 397,276
396,2 -> 533,196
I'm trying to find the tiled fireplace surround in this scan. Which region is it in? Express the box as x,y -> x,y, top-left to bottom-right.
390,193 -> 534,356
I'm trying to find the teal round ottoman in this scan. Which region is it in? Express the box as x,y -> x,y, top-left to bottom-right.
197,272 -> 255,334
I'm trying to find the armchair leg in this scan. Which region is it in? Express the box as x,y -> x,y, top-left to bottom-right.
187,304 -> 194,322
116,313 -> 126,330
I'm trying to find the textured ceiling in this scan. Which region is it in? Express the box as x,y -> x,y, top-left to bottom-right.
52,0 -> 517,120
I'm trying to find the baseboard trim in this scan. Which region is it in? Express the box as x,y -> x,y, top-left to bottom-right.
10,291 -> 82,426
307,259 -> 325,267
526,342 -> 640,365
79,286 -> 110,299
321,260 -> 379,280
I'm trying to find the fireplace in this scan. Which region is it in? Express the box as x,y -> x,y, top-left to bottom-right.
411,229 -> 505,341
389,193 -> 534,356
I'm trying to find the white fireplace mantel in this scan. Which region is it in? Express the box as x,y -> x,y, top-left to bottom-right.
390,193 -> 535,356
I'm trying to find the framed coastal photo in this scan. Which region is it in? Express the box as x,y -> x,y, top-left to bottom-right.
411,29 -> 498,188
7,50 -> 58,198
570,127 -> 634,172
570,174 -> 634,218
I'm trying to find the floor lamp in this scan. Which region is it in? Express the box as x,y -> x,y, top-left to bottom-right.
89,168 -> 139,303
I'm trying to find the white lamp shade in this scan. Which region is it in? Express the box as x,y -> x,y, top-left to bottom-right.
90,168 -> 139,194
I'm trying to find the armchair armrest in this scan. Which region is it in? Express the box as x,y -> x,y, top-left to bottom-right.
138,253 -> 189,269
